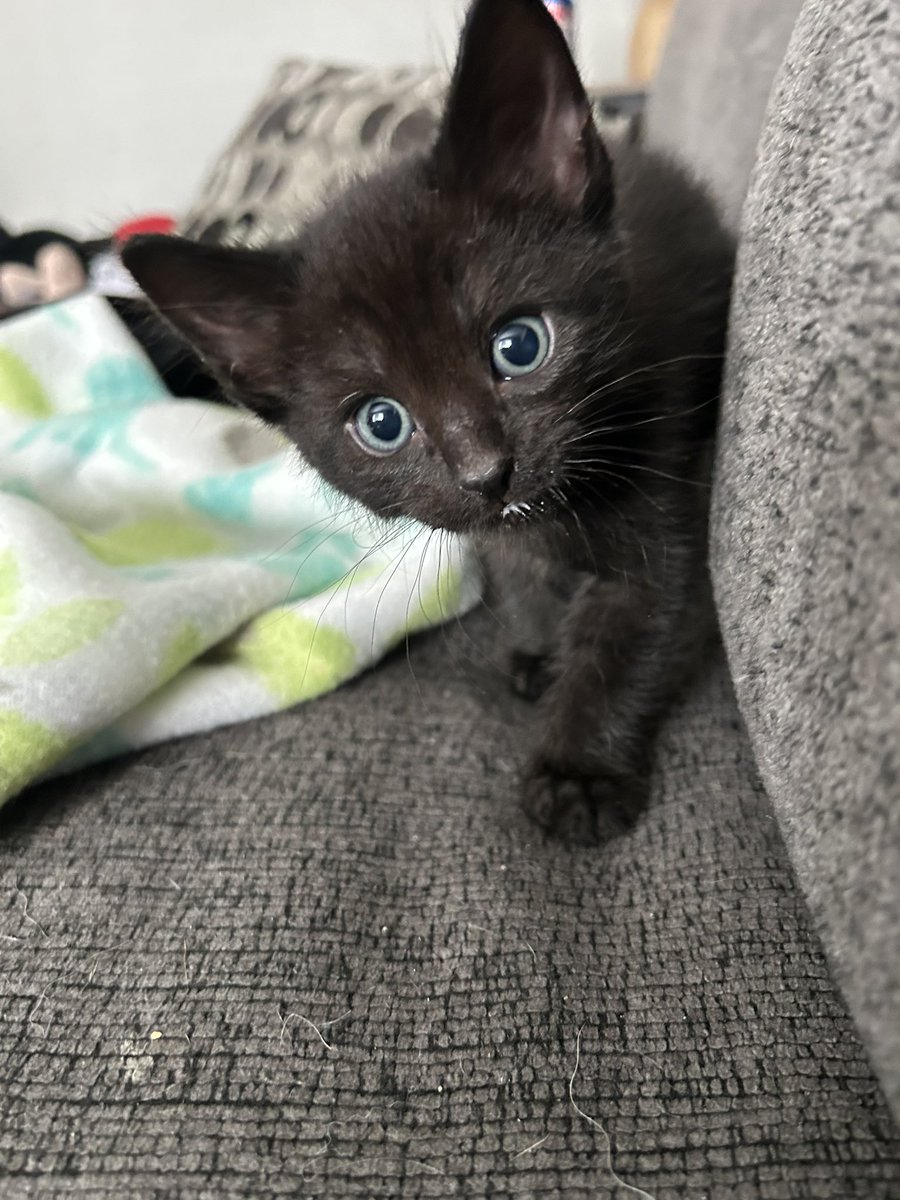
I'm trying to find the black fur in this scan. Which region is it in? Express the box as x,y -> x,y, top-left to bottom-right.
123,0 -> 734,843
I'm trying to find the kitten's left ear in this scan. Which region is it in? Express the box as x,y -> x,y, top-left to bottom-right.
434,0 -> 613,220
122,235 -> 294,417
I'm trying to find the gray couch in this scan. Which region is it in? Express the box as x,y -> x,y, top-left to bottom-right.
2,0 -> 897,1196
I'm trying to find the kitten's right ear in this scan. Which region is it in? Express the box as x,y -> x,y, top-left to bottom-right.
121,235 -> 295,416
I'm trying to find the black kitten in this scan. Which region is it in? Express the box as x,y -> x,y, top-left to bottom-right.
123,0 -> 734,843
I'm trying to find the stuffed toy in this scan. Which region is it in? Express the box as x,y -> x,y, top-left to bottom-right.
0,225 -> 88,316
0,216 -> 218,399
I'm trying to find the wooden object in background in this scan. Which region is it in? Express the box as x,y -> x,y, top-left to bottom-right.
630,0 -> 676,83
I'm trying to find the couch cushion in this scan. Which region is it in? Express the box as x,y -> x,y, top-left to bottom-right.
2,620 -> 898,1197
180,62 -> 447,247
711,0 -> 900,1117
644,0 -> 804,230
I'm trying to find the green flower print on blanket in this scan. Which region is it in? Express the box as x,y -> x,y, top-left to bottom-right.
0,598 -> 125,667
0,710 -> 70,800
0,549 -> 20,618
235,610 -> 358,705
0,349 -> 53,419
74,519 -> 227,567
158,623 -> 205,685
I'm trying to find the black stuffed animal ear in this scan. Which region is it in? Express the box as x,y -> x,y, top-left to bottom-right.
122,235 -> 295,417
434,0 -> 612,219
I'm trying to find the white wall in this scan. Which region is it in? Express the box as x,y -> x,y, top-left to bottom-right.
0,0 -> 640,237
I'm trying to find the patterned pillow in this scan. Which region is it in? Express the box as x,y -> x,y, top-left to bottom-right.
180,59 -> 639,247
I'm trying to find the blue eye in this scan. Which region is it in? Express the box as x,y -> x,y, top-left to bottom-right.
352,396 -> 414,454
491,315 -> 551,378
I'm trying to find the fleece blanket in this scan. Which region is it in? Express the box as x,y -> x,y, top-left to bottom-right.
0,295 -> 479,803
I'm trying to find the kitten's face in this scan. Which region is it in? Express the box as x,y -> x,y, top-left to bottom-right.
263,176 -> 625,534
123,0 -> 625,536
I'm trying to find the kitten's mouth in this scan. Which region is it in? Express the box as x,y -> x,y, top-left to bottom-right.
501,500 -> 532,520
499,494 -> 552,524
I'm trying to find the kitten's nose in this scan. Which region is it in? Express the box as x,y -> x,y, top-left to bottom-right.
458,453 -> 514,501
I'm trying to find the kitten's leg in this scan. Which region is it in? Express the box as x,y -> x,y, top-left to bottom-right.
522,571 -> 714,843
481,544 -> 574,701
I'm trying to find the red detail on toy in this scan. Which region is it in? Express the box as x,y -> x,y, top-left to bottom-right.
114,215 -> 177,245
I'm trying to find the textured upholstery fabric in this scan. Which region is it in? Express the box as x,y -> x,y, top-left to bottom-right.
710,0 -> 900,1118
180,62 -> 447,247
2,623 -> 899,1198
644,0 -> 805,230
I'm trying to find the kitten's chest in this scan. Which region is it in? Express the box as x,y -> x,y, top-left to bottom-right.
477,533 -> 585,642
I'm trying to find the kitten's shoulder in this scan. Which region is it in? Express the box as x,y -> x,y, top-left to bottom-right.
616,139 -> 733,244
610,139 -> 736,311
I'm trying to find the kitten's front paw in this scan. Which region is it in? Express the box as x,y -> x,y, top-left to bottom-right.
508,650 -> 552,702
522,759 -> 647,845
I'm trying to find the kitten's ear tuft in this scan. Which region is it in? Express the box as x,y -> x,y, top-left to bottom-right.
434,0 -> 612,219
121,235 -> 294,415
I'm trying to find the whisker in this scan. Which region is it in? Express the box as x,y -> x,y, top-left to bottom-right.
258,504 -> 361,566
551,355 -> 723,427
554,476 -> 634,541
368,528 -> 423,659
287,519 -> 421,688
341,518 -> 420,635
563,465 -> 664,513
563,394 -> 719,443
442,535 -> 499,681
153,300 -> 297,314
432,529 -> 467,680
276,512 -> 384,607
569,504 -> 602,577
563,456 -> 709,489
403,529 -> 435,702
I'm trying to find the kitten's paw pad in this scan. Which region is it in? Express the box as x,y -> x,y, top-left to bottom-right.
509,650 -> 552,702
522,761 -> 645,845
523,771 -> 598,844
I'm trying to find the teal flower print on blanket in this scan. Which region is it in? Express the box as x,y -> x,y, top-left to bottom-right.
12,406 -> 156,471
184,462 -> 274,524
